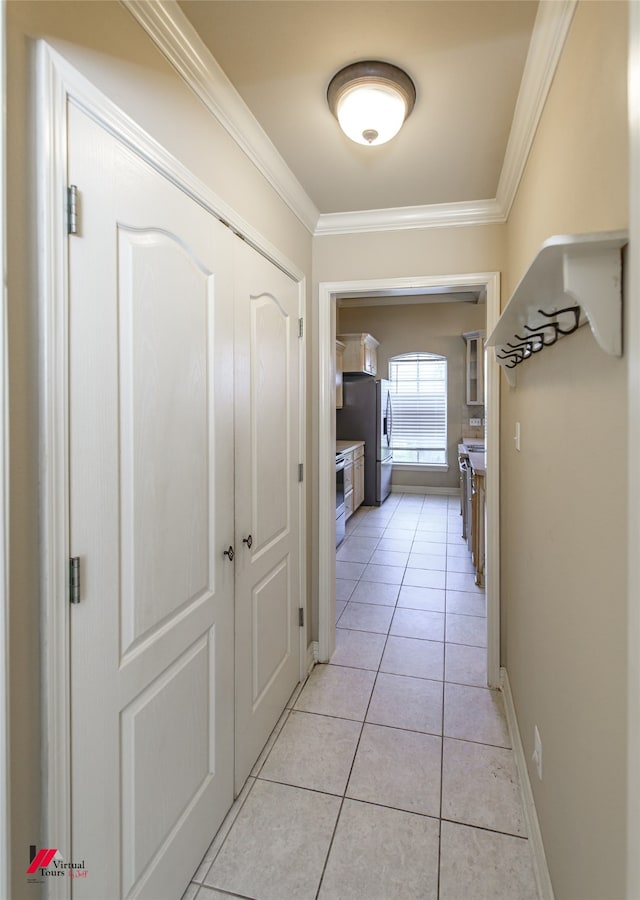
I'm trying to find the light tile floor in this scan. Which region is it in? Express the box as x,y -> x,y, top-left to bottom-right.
184,493 -> 539,900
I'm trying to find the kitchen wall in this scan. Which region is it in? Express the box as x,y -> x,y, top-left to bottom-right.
337,301 -> 486,490
501,2 -> 629,898
6,4 -> 312,897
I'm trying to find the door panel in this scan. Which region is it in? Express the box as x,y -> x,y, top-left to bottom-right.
234,243 -> 301,790
252,297 -> 290,546
118,229 -> 213,654
252,559 -> 292,702
121,635 -> 213,895
68,104 -> 235,899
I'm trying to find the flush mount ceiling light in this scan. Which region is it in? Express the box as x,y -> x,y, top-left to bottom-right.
327,60 -> 416,146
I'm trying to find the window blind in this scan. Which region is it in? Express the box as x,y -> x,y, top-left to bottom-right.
388,353 -> 447,465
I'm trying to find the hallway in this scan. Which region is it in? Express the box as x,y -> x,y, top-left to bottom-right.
182,493 -> 538,900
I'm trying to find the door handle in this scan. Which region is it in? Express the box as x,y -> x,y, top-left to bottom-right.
223,546 -> 234,561
242,535 -> 253,549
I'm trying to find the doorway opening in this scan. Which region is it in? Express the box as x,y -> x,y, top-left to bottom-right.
317,272 -> 500,687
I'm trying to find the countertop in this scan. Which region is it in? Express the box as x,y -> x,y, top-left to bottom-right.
467,451 -> 486,475
458,442 -> 486,476
337,440 -> 365,455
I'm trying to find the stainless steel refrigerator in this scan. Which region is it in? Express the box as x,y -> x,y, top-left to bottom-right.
336,376 -> 393,506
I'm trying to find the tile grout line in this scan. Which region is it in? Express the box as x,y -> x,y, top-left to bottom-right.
438,508 -> 454,899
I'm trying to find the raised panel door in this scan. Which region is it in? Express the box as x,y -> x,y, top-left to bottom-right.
233,240 -> 301,790
68,106 -> 235,899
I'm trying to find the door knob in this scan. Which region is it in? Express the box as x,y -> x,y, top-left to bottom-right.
223,546 -> 234,561
242,535 -> 253,549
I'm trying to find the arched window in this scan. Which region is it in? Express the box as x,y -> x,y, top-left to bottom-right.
388,352 -> 448,466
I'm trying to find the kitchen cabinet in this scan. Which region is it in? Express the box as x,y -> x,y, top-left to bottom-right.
463,331 -> 485,406
344,452 -> 354,519
471,468 -> 486,587
338,332 -> 379,376
336,340 -> 345,409
353,444 -> 365,510
336,440 -> 365,519
458,442 -> 485,584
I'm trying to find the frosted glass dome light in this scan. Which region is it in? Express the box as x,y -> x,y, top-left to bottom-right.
327,61 -> 416,146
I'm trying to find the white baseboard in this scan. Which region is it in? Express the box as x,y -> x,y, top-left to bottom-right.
391,485 -> 459,496
308,642 -> 318,673
500,667 -> 555,900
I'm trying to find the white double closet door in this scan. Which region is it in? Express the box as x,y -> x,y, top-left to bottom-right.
67,104 -> 301,899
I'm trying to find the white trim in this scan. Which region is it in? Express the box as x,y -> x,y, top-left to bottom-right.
122,0 -> 574,238
318,272 -> 500,676
122,0 -> 319,234
297,278 -> 308,683
38,42 -> 308,896
627,2 -> 640,895
392,465 -> 449,473
307,642 -> 317,675
38,42 -> 72,900
390,486 -> 458,497
0,1 -> 8,895
317,283 -> 336,663
501,668 -> 555,900
484,271 -> 501,689
496,0 -> 577,218
315,199 -> 503,237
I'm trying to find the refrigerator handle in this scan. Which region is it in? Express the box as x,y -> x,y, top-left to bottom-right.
386,393 -> 393,446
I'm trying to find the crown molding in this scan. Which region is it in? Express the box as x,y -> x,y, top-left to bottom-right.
122,0 -> 320,234
122,0 -> 576,238
496,0 -> 577,219
314,198 -> 504,236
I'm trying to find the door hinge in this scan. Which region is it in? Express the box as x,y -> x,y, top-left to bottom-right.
69,557 -> 81,604
298,463 -> 304,482
298,607 -> 304,627
67,185 -> 78,235
298,317 -> 304,338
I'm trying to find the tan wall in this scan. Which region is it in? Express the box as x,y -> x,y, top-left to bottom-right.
314,224 -> 506,284
502,3 -> 629,898
337,302 -> 486,490
6,4 -> 311,897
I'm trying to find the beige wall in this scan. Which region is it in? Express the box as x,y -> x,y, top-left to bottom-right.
314,224 -> 506,284
502,3 -> 629,898
7,3 -> 311,897
337,302 -> 486,490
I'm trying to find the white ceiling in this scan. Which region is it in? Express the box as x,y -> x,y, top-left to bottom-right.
178,0 -> 539,216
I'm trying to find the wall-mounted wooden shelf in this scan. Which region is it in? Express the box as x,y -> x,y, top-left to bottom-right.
486,231 -> 628,386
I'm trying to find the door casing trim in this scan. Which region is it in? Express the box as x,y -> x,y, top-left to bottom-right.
317,273 -> 500,687
37,42 -> 307,900
0,1 -> 8,895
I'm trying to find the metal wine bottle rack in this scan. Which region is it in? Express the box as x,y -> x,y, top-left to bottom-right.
486,231 -> 627,387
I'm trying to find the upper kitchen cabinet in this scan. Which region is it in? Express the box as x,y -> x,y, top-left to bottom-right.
338,333 -> 379,376
463,331 -> 485,405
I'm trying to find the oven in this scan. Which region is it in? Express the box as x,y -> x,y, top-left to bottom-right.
336,452 -> 346,547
